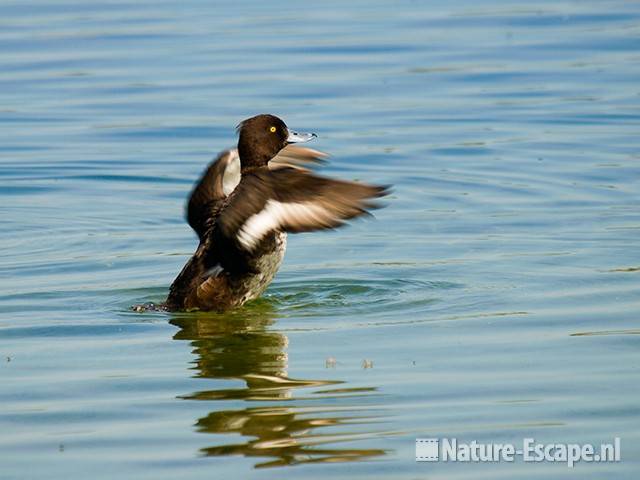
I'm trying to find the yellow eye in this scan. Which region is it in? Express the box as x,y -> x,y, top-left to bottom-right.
269,126 -> 276,133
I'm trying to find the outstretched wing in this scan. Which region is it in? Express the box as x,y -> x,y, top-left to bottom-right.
186,149 -> 238,239
220,168 -> 389,251
269,145 -> 328,171
186,146 -> 327,239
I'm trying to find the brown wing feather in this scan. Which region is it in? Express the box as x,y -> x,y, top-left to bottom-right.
272,169 -> 389,233
187,146 -> 328,239
186,150 -> 235,238
269,145 -> 328,171
221,167 -> 389,251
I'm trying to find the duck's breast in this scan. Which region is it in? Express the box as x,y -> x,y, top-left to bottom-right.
231,231 -> 287,305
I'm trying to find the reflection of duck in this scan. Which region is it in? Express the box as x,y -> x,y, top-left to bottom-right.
173,302 -> 285,374
196,406 -> 384,468
170,306 -> 387,468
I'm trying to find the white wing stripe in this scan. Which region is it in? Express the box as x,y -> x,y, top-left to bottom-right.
237,199 -> 331,250
222,150 -> 241,196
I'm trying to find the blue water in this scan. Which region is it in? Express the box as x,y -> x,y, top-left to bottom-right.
1,1 -> 639,478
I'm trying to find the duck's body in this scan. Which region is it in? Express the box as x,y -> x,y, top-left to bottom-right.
166,229 -> 286,311
164,114 -> 388,312
165,148 -> 291,311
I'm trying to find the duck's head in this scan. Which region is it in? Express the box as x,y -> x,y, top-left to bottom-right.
236,114 -> 316,170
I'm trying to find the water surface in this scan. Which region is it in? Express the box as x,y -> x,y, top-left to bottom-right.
1,1 -> 639,478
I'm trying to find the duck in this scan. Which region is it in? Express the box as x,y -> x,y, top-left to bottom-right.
163,114 -> 389,312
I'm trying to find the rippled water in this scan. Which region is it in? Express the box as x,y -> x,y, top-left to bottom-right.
1,1 -> 639,478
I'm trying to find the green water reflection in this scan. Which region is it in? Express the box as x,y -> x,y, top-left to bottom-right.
170,305 -> 387,468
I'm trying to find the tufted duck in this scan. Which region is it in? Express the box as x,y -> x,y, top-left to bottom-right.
163,114 -> 389,312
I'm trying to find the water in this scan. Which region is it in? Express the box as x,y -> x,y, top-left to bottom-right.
1,1 -> 639,478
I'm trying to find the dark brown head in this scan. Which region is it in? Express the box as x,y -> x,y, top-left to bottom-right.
236,114 -> 316,171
